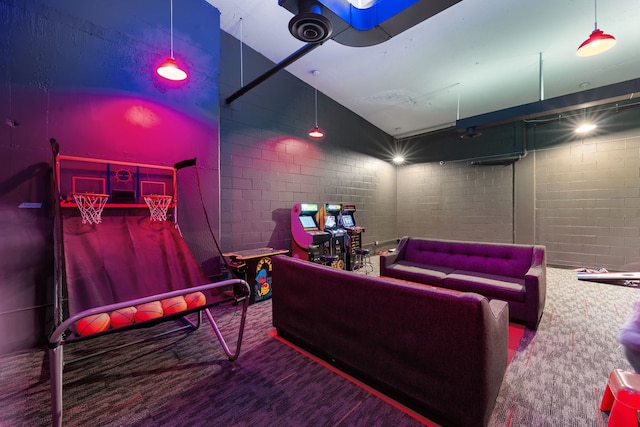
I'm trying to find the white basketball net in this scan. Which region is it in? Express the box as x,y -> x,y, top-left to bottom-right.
144,195 -> 172,222
73,193 -> 109,224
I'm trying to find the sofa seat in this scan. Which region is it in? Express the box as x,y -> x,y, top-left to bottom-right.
383,260 -> 452,284
380,237 -> 546,328
445,270 -> 526,302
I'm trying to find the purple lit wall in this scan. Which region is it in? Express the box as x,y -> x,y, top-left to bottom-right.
0,0 -> 221,353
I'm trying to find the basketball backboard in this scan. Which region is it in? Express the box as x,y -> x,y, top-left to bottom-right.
56,155 -> 176,208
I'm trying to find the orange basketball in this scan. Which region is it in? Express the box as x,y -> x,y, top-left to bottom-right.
134,301 -> 164,322
184,292 -> 206,309
76,313 -> 111,336
161,296 -> 187,315
110,306 -> 137,328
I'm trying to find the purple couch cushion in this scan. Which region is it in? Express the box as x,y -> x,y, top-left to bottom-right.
445,271 -> 526,302
382,261 -> 452,285
404,239 -> 533,278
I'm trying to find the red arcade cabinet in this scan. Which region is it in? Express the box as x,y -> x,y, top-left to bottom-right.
340,204 -> 365,270
291,203 -> 330,262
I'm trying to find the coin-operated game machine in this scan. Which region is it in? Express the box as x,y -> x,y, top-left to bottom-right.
291,203 -> 331,263
340,204 -> 365,270
224,247 -> 289,304
317,203 -> 347,269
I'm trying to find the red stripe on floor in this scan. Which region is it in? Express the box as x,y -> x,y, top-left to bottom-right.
269,329 -> 440,426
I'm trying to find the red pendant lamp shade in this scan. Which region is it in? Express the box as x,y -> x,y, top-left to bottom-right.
157,57 -> 187,81
576,0 -> 616,57
576,29 -> 616,57
157,0 -> 187,81
308,126 -> 324,138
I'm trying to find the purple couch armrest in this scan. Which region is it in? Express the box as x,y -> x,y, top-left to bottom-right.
380,236 -> 409,276
380,252 -> 398,276
523,245 -> 546,327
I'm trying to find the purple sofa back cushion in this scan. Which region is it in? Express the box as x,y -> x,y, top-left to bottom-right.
404,238 -> 533,278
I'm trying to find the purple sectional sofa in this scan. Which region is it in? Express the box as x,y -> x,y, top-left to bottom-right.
272,255 -> 508,427
380,237 -> 546,329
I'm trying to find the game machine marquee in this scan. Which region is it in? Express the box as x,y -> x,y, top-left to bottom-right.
291,203 -> 330,262
340,204 -> 365,271
317,203 -> 347,269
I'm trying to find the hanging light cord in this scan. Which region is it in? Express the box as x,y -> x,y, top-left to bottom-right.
592,0 -> 598,30
170,0 -> 174,59
313,70 -> 319,127
314,87 -> 319,127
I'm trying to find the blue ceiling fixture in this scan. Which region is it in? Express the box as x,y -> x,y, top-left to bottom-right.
227,0 -> 460,105
280,0 -> 461,47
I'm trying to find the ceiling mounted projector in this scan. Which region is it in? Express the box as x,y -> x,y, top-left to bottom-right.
288,11 -> 333,43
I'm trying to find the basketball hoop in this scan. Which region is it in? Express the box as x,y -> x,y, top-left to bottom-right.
144,195 -> 172,221
73,193 -> 109,224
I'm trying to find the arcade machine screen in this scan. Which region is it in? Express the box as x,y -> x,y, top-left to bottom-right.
299,215 -> 316,229
341,215 -> 354,227
324,215 -> 336,229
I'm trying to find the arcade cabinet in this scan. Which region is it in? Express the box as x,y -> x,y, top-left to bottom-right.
291,203 -> 330,263
224,247 -> 289,304
317,203 -> 347,269
341,204 -> 365,271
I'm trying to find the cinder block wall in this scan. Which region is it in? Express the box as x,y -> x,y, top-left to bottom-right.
396,111 -> 640,271
397,162 -> 514,243
536,130 -> 640,270
218,32 -> 398,252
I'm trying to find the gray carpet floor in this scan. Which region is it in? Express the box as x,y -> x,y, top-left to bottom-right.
1,259 -> 639,426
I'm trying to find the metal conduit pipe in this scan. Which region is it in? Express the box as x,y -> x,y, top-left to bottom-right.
225,42 -> 322,105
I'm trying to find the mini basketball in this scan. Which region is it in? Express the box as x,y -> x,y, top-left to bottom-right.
161,296 -> 187,315
110,306 -> 137,328
76,313 -> 111,336
184,291 -> 206,309
134,301 -> 164,322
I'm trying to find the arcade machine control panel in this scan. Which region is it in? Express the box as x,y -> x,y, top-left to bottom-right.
340,204 -> 365,271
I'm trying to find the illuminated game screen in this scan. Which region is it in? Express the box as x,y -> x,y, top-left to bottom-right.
299,215 -> 316,228
324,215 -> 336,228
341,215 -> 354,227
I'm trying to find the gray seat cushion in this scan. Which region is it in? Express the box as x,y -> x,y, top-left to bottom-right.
444,270 -> 526,302
384,261 -> 453,285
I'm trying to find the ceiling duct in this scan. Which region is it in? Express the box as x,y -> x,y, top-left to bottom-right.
460,126 -> 482,139
456,78 -> 640,132
469,155 -> 521,166
288,1 -> 333,43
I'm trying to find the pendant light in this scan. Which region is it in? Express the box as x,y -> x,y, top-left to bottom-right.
576,0 -> 616,57
157,0 -> 187,81
308,70 -> 325,139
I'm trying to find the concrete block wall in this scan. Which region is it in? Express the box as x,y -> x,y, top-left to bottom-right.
219,132 -> 396,251
396,161 -> 514,243
536,131 -> 640,270
219,32 -> 398,253
395,122 -> 640,271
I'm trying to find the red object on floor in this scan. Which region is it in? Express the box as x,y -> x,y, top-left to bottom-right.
508,323 -> 525,364
600,368 -> 640,427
